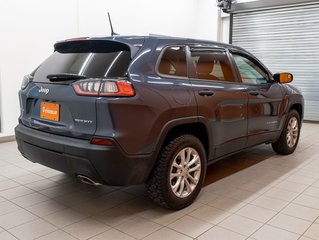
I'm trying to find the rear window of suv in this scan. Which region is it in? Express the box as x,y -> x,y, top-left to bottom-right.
33,40 -> 132,83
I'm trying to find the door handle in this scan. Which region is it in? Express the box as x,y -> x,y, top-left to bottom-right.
198,89 -> 214,96
249,91 -> 259,96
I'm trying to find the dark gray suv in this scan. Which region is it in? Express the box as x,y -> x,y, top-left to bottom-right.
15,36 -> 304,209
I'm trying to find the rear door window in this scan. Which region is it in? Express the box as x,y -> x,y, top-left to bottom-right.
190,49 -> 235,82
157,46 -> 187,78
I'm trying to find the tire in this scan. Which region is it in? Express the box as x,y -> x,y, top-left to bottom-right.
272,109 -> 301,155
147,134 -> 206,210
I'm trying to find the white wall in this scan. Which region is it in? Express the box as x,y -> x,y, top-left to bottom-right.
77,0 -> 218,39
0,0 -> 219,137
217,10 -> 230,44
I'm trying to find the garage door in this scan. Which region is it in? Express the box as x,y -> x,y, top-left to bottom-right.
232,3 -> 319,121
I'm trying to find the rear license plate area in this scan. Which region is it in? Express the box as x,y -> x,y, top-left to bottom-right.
40,102 -> 60,121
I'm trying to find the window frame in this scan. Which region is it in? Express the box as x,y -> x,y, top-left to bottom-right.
155,45 -> 189,80
187,46 -> 239,84
229,50 -> 273,85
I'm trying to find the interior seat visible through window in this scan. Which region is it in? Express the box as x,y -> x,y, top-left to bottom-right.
191,49 -> 235,82
196,55 -> 220,80
158,46 -> 187,77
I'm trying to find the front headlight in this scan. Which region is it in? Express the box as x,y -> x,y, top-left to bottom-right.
21,75 -> 33,90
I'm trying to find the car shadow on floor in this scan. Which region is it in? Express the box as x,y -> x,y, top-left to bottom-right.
50,144 -> 277,214
203,144 -> 276,186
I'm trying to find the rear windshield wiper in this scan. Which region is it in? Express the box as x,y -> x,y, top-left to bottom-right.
47,73 -> 87,82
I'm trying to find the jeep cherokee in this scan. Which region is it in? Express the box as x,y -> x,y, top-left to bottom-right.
15,36 -> 304,209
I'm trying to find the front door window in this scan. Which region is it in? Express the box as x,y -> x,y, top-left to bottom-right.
233,54 -> 269,84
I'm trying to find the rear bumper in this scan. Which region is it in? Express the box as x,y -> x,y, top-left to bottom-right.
15,124 -> 154,186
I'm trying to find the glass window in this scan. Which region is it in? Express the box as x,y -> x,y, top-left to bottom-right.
190,50 -> 234,82
34,52 -> 131,83
33,41 -> 133,83
233,54 -> 269,84
158,46 -> 187,77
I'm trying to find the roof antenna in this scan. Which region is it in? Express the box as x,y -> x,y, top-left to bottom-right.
107,12 -> 118,36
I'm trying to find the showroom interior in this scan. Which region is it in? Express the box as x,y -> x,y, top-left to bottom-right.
1,0 -> 319,239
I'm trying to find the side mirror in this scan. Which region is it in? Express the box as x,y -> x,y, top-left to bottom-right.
273,73 -> 293,83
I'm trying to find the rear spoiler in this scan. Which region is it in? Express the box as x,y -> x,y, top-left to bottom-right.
54,39 -> 139,59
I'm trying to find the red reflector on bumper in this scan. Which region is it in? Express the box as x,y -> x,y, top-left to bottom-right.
90,138 -> 113,146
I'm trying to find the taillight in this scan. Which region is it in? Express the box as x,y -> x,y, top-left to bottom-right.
72,79 -> 135,97
72,79 -> 101,96
99,81 -> 135,96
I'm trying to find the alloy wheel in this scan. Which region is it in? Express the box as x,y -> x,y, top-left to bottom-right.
286,116 -> 299,148
169,147 -> 201,198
